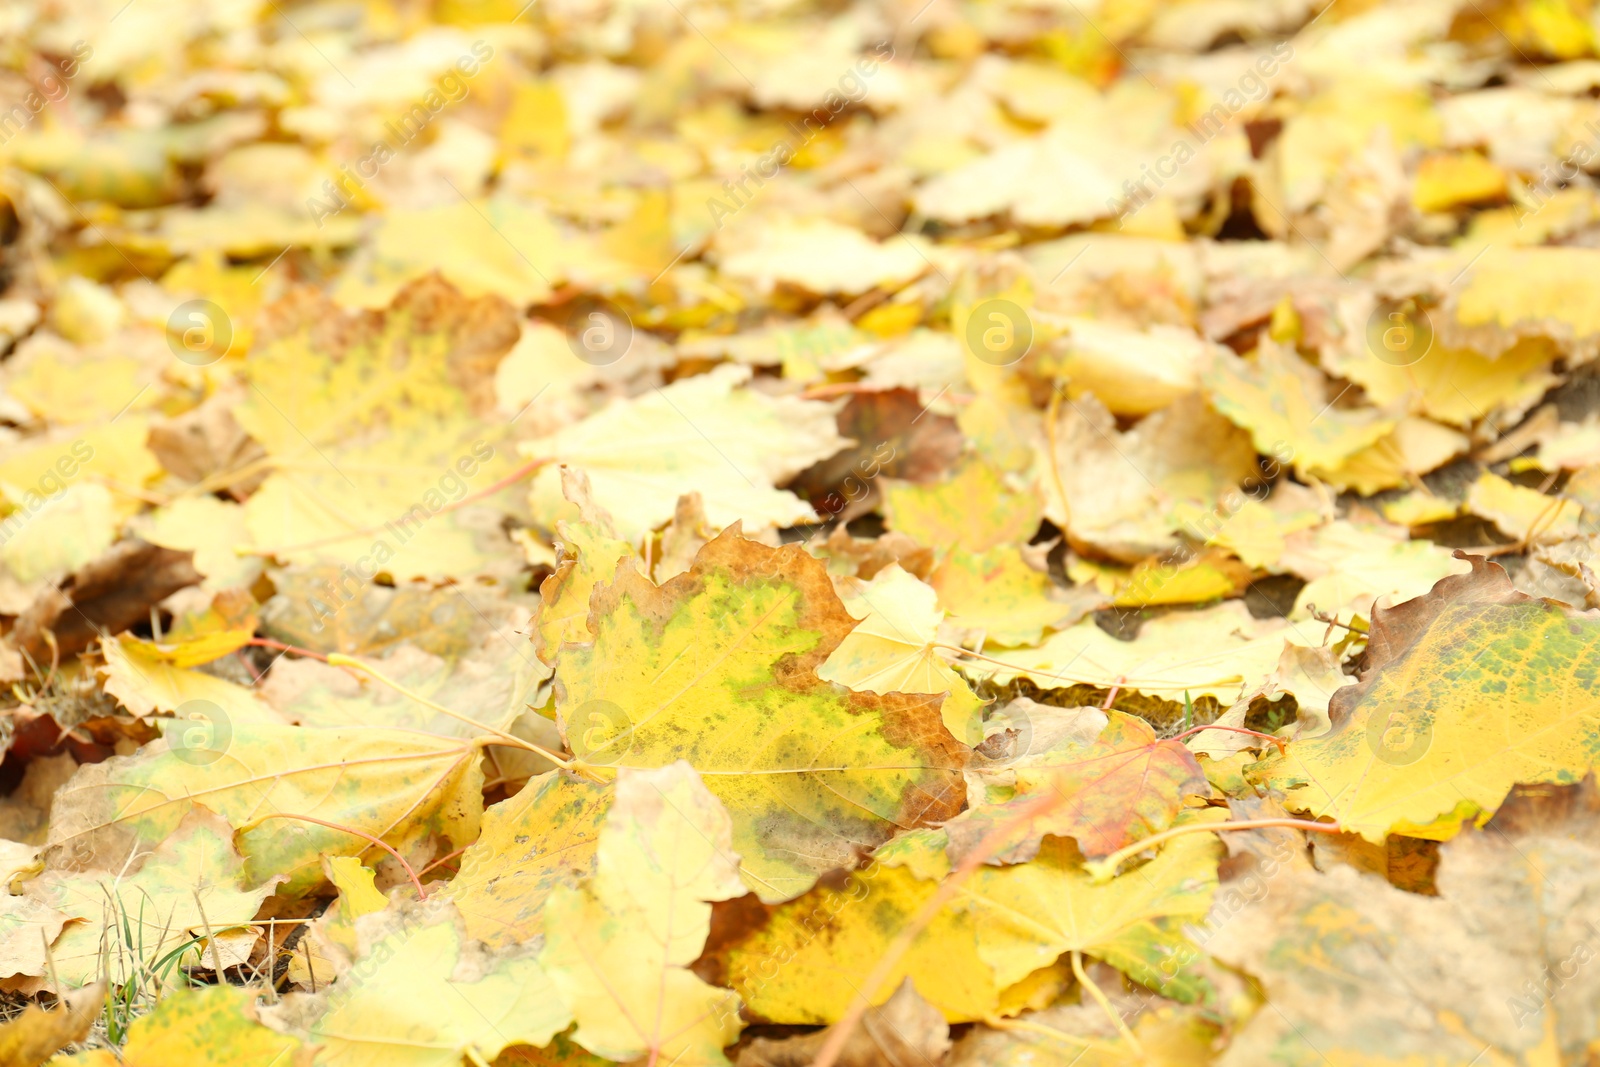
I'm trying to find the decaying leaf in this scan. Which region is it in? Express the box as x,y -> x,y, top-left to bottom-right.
1213,778 -> 1600,1065
0,981 -> 104,1067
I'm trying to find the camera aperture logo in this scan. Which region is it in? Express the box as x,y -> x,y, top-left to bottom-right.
167,700 -> 233,766
569,699 -> 634,766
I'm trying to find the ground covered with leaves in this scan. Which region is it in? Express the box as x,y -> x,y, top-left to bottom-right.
0,0 -> 1599,1063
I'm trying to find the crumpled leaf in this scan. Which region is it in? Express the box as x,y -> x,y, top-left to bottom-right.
817,563 -> 986,745
1204,339 -> 1395,476
1039,393 -> 1259,561
556,526 -> 968,902
100,633 -> 279,723
532,468 -> 636,665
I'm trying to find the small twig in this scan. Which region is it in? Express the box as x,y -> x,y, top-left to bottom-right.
419,846 -> 470,878
191,889 -> 227,979
1303,604 -> 1362,633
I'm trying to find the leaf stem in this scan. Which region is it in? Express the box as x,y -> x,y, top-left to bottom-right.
811,790 -> 1061,1067
240,457 -> 551,558
1170,723 -> 1288,755
245,638 -> 330,662
1086,816 -> 1342,882
1071,949 -> 1142,1056
250,812 -> 429,900
326,651 -> 583,774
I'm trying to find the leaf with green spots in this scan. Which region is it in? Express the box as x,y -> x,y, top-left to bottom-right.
882,456 -> 1040,553
235,276 -> 526,582
556,526 -> 969,902
441,770 -> 610,949
1259,556 -> 1600,841
719,817 -> 1221,1023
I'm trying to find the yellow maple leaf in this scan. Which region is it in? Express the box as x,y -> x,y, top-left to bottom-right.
302,903 -> 570,1067
722,820 -> 1220,1023
54,986 -> 308,1067
882,456 -> 1040,553
236,277 -> 525,581
524,364 -> 849,542
1263,558 -> 1600,841
817,563 -> 987,745
442,770 -> 609,949
1203,340 -> 1394,475
556,527 -> 968,902
541,763 -> 746,1066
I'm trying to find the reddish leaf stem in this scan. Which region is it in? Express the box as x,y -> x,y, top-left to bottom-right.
251,812 -> 428,900
1170,723 -> 1289,755
245,638 -> 331,663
